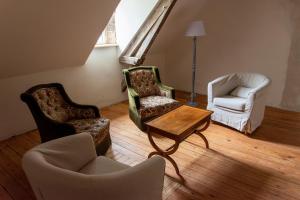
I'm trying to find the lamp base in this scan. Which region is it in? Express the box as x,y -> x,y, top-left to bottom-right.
187,101 -> 198,107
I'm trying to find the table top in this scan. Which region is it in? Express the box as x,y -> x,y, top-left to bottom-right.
145,105 -> 213,141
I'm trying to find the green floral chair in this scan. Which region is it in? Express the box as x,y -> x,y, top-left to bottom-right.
123,66 -> 181,131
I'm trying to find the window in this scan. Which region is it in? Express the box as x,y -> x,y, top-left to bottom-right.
119,0 -> 177,65
95,14 -> 117,46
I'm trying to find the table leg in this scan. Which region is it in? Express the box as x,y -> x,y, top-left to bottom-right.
194,120 -> 210,149
195,131 -> 209,148
147,131 -> 185,181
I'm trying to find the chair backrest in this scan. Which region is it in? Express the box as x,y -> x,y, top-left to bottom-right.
21,83 -> 90,123
22,133 -> 97,200
32,87 -> 72,122
235,73 -> 270,88
124,66 -> 162,97
21,83 -> 73,122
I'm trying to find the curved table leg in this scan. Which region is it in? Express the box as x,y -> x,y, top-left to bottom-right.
194,119 -> 210,149
164,153 -> 185,181
195,132 -> 209,149
147,131 -> 185,182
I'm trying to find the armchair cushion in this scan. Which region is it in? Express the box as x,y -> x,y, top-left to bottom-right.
139,96 -> 180,119
129,70 -> 161,97
230,86 -> 254,98
67,118 -> 110,145
213,95 -> 249,112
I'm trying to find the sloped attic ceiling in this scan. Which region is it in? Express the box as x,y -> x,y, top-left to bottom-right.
0,0 -> 119,78
149,0 -> 207,54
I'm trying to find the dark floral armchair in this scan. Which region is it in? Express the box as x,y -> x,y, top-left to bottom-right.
123,66 -> 180,130
20,83 -> 111,155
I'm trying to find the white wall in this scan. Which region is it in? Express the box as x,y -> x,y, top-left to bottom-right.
0,47 -> 127,141
0,0 -> 165,141
149,0 -> 295,108
144,53 -> 167,81
281,0 -> 300,112
3,0 -> 298,141
115,0 -> 158,52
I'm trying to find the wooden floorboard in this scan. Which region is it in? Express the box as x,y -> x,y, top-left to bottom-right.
0,93 -> 299,200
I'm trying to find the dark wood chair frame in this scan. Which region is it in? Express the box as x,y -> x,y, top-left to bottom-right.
20,83 -> 111,155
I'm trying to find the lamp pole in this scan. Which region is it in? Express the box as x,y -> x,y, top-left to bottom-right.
185,20 -> 205,107
188,36 -> 198,107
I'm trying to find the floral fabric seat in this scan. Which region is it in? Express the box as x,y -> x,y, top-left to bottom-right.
139,96 -> 180,119
123,66 -> 180,130
67,118 -> 110,145
21,83 -> 111,155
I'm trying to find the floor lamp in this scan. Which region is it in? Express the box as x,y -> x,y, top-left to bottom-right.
185,21 -> 206,107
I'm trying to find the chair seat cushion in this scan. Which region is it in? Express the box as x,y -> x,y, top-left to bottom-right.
139,96 -> 180,119
213,95 -> 248,111
230,86 -> 254,98
79,156 -> 129,175
67,118 -> 110,145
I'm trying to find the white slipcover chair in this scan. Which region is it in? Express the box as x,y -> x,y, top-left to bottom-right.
207,73 -> 270,134
22,133 -> 166,200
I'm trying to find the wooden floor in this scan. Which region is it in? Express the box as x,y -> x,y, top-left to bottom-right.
1,93 -> 300,200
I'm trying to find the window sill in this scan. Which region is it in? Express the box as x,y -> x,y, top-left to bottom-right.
94,44 -> 118,48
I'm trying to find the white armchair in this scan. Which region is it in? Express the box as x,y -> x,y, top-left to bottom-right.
207,73 -> 270,134
22,133 -> 166,200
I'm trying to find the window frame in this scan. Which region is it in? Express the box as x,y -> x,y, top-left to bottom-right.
95,13 -> 117,48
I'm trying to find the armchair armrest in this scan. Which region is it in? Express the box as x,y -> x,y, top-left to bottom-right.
208,74 -> 239,103
58,85 -> 100,118
244,79 -> 270,113
38,156 -> 165,200
248,79 -> 270,100
114,156 -> 165,199
128,87 -> 140,110
66,102 -> 100,118
37,118 -> 76,142
158,83 -> 175,99
84,156 -> 166,200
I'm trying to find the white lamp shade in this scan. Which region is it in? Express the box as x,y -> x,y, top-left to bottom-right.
185,21 -> 206,37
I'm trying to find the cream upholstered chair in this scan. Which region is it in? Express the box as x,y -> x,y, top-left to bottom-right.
207,73 -> 270,134
22,133 -> 166,200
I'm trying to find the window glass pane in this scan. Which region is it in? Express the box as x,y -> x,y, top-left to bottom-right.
96,14 -> 116,45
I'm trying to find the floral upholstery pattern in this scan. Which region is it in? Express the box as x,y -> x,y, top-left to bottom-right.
139,96 -> 181,119
123,66 -> 176,130
129,70 -> 161,97
32,87 -> 110,147
22,83 -> 111,155
32,88 -> 96,122
159,88 -> 172,98
67,118 -> 110,145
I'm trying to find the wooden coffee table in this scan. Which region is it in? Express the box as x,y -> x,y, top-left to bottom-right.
145,105 -> 213,181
